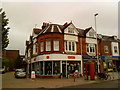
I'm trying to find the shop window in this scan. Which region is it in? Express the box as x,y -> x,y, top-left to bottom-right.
45,61 -> 52,75
104,46 -> 109,53
54,40 -> 59,51
67,61 -> 80,74
40,61 -> 43,75
46,41 -> 51,51
114,46 -> 118,53
40,42 -> 44,52
53,61 -> 60,75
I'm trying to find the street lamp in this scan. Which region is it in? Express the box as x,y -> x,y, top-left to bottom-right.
94,13 -> 100,73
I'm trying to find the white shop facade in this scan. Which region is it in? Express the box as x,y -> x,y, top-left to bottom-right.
30,54 -> 82,77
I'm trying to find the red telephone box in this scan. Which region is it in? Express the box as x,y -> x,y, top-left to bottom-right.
85,61 -> 95,80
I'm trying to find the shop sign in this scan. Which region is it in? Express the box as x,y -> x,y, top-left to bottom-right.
68,56 -> 75,59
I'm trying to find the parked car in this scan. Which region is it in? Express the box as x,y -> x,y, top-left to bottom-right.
14,69 -> 26,78
0,66 -> 5,74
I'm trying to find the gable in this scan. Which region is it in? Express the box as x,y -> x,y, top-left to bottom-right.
86,28 -> 96,38
64,23 -> 78,35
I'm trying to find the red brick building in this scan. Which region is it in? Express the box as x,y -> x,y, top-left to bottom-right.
25,22 -> 120,78
2,50 -> 19,71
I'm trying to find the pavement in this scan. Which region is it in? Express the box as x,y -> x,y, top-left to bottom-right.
2,71 -> 120,89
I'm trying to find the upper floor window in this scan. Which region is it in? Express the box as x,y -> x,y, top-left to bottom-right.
46,41 -> 51,51
89,31 -> 94,37
87,44 -> 95,53
54,40 -> 59,51
65,41 -> 76,52
33,43 -> 37,54
114,46 -> 118,53
40,42 -> 44,52
68,28 -> 74,34
35,43 -> 38,53
104,46 -> 109,53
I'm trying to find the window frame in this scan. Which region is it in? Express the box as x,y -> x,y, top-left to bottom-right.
104,45 -> 109,53
40,42 -> 44,52
114,46 -> 118,53
86,43 -> 96,53
53,40 -> 60,51
46,40 -> 51,51
65,41 -> 76,52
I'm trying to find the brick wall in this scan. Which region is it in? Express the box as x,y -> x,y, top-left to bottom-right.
2,50 -> 19,71
100,41 -> 112,56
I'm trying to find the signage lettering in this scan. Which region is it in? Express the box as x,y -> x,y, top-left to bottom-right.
68,56 -> 75,59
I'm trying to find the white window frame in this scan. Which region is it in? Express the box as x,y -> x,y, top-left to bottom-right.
65,41 -> 76,52
104,45 -> 109,53
68,27 -> 74,34
46,41 -> 51,51
54,40 -> 59,51
114,46 -> 118,53
40,42 -> 44,52
89,31 -> 94,37
33,43 -> 37,54
86,43 -> 96,53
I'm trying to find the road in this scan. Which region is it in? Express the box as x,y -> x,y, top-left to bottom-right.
62,79 -> 120,88
1,72 -> 120,89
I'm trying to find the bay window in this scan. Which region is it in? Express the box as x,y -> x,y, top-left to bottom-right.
54,40 -> 59,51
46,41 -> 51,51
40,42 -> 44,52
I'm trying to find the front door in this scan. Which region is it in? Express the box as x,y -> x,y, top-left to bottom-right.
62,62 -> 66,77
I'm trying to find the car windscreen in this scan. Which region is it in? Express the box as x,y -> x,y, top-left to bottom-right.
16,69 -> 24,72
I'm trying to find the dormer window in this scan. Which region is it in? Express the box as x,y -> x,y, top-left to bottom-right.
89,31 -> 94,37
68,28 -> 74,34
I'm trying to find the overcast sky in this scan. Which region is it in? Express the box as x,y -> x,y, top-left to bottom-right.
2,0 -> 119,55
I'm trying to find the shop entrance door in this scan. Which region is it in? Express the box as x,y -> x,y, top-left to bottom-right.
62,62 -> 66,77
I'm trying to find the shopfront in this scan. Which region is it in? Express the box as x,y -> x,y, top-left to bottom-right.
30,54 -> 82,77
101,56 -> 114,72
112,56 -> 120,71
83,55 -> 98,75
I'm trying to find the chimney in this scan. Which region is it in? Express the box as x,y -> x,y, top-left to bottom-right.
63,22 -> 68,26
42,22 -> 49,29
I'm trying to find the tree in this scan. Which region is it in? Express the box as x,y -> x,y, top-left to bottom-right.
2,58 -> 10,71
0,8 -> 10,50
16,56 -> 23,69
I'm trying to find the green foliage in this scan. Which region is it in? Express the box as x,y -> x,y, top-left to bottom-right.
16,56 -> 23,69
2,58 -> 10,71
0,8 -> 10,49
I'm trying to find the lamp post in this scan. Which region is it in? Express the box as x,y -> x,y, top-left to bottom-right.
94,13 -> 100,73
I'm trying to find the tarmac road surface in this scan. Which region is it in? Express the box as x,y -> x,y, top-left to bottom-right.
2,72 -> 120,89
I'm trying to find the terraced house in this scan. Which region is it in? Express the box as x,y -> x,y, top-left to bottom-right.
25,22 -> 120,78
